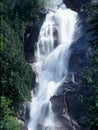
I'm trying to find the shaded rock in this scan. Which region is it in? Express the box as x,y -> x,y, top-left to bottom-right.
66,92 -> 85,121
50,77 -> 92,128
50,68 -> 92,129
50,95 -> 66,116
45,115 -> 80,130
24,20 -> 44,63
63,0 -> 91,12
18,118 -> 28,130
20,124 -> 28,130
19,101 -> 31,124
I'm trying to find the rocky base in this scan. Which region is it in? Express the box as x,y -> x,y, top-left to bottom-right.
20,124 -> 28,130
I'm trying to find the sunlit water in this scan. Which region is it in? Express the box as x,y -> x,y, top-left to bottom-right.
28,1 -> 78,130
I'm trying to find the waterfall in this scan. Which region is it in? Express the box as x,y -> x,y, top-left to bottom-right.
28,1 -> 78,130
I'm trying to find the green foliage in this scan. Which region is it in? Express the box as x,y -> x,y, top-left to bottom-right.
0,96 -> 20,130
0,0 -> 43,41
82,2 -> 98,128
1,0 -> 43,21
0,0 -> 43,128
0,0 -> 44,118
1,18 -> 32,110
0,35 -> 5,52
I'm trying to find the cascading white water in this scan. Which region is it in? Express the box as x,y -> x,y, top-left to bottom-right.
28,1 -> 78,130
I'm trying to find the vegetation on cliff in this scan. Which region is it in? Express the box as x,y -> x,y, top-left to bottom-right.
0,96 -> 20,130
82,2 -> 98,129
1,19 -> 32,109
0,0 -> 42,129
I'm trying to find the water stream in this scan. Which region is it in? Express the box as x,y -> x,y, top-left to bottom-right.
28,1 -> 78,130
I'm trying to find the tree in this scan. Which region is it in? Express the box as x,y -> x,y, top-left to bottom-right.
82,1 -> 98,128
0,0 -> 44,128
1,0 -> 43,22
1,0 -> 43,41
0,96 -> 20,130
1,18 -> 32,110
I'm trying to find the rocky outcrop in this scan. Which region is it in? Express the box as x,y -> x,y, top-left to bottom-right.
24,19 -> 44,63
49,78 -> 92,130
20,124 -> 28,130
63,0 -> 91,12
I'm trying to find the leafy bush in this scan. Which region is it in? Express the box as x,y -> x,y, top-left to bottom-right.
0,96 -> 20,130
